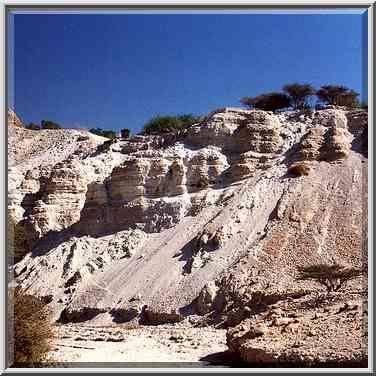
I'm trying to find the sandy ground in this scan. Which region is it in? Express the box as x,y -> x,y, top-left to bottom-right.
48,324 -> 233,367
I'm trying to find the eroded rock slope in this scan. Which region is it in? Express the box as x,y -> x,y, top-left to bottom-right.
9,106 -> 367,355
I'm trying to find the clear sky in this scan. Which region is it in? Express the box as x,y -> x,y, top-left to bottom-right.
9,11 -> 367,134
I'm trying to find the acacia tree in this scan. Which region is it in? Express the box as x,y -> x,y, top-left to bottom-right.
240,97 -> 257,109
296,263 -> 364,293
316,85 -> 359,107
240,93 -> 291,112
258,92 -> 291,112
141,114 -> 200,135
336,90 -> 360,108
282,83 -> 315,110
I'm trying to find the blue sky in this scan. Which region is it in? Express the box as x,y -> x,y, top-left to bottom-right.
9,11 -> 367,134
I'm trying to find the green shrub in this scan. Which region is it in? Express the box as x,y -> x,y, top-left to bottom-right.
240,92 -> 291,112
296,263 -> 364,293
102,130 -> 117,139
41,120 -> 61,130
9,287 -> 54,366
25,123 -> 41,131
141,114 -> 200,135
89,128 -> 117,139
282,83 -> 315,110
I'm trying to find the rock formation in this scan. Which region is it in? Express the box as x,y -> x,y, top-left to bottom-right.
226,293 -> 367,366
8,106 -> 368,365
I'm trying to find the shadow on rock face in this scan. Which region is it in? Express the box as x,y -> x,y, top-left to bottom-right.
199,350 -> 246,368
173,236 -> 197,275
350,128 -> 368,158
57,306 -> 107,324
200,351 -> 368,368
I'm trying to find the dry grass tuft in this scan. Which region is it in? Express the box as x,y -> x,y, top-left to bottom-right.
288,162 -> 310,176
9,287 -> 55,366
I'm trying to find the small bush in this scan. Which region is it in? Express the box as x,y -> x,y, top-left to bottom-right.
121,128 -> 131,139
141,114 -> 200,135
9,287 -> 54,366
8,217 -> 29,262
240,92 -> 291,112
89,128 -> 117,139
25,123 -> 41,131
296,263 -> 365,293
288,162 -> 310,176
41,120 -> 61,130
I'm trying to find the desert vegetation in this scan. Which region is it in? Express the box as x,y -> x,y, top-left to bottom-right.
8,217 -> 28,263
316,85 -> 359,107
24,120 -> 62,130
121,128 -> 131,139
41,120 -> 62,130
9,287 -> 54,366
241,83 -> 361,112
296,263 -> 364,293
25,123 -> 41,130
89,127 -> 117,139
282,83 -> 315,110
288,162 -> 311,176
141,114 -> 200,135
240,92 -> 291,112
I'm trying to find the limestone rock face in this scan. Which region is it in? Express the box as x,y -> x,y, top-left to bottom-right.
8,114 -> 106,229
227,152 -> 276,181
321,126 -> 353,161
298,126 -> 327,161
9,106 -> 368,341
313,108 -> 347,128
231,111 -> 282,154
185,148 -> 228,191
75,148 -> 228,235
195,281 -> 220,315
226,294 -> 367,366
298,111 -> 353,162
346,110 -> 368,137
14,229 -> 147,303
107,230 -> 147,259
21,159 -> 88,246
110,304 -> 142,323
8,109 -> 23,128
143,307 -> 184,325
186,108 -> 247,148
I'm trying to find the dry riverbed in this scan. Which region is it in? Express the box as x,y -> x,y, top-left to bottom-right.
48,323 -> 237,367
